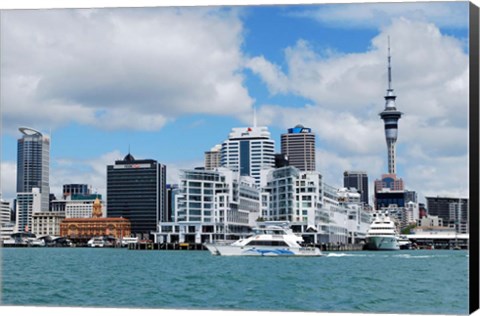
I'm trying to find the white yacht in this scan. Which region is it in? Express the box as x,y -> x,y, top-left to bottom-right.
364,212 -> 400,250
204,222 -> 322,256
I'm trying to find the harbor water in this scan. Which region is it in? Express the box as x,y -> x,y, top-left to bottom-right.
1,248 -> 469,315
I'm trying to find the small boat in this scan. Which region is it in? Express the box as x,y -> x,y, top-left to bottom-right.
2,232 -> 45,247
88,237 -> 105,248
364,211 -> 400,251
204,221 -> 322,256
398,235 -> 412,250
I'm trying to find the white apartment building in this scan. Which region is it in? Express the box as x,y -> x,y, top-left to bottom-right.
50,194 -> 104,218
154,168 -> 261,244
65,196 -> 104,218
1,199 -> 14,240
32,212 -> 65,236
221,126 -> 275,186
261,166 -> 371,245
16,187 -> 42,233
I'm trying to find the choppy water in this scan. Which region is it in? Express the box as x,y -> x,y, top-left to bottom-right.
0,248 -> 469,314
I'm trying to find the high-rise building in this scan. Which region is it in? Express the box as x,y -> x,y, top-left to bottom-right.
374,189 -> 417,210
16,127 -> 50,211
379,40 -> 403,175
63,184 -> 91,198
374,173 -> 404,192
220,126 -> 275,185
204,144 -> 222,170
281,124 -> 316,171
425,196 -> 469,233
106,153 -> 167,239
343,171 -> 369,205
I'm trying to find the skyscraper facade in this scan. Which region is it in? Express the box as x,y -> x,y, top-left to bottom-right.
220,126 -> 275,185
379,41 -> 403,175
281,124 -> 316,171
106,153 -> 167,239
204,144 -> 222,170
343,171 -> 369,205
16,127 -> 50,211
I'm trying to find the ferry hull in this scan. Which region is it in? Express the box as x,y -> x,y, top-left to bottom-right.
204,243 -> 322,256
364,236 -> 399,251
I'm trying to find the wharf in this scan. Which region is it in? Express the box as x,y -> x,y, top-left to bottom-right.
127,242 -> 364,251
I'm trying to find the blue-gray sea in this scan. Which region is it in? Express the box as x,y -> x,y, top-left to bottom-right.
0,248 -> 469,314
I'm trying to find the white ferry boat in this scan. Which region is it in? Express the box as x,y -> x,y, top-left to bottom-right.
204,222 -> 322,256
364,212 -> 400,251
2,232 -> 45,247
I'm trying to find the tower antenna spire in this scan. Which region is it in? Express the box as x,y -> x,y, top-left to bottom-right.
388,36 -> 392,91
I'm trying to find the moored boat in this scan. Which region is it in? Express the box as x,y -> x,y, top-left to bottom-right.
364,211 -> 400,251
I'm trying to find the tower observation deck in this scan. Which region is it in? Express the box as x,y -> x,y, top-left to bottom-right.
379,39 -> 403,175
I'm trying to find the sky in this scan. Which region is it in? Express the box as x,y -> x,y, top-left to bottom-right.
0,0 -> 472,206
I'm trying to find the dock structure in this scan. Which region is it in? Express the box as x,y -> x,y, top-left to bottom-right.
127,242 -> 364,251
128,242 -> 207,251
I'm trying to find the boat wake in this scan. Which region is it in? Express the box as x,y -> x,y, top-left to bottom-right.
325,253 -> 366,257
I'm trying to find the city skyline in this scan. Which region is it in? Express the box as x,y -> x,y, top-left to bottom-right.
0,2 -> 470,205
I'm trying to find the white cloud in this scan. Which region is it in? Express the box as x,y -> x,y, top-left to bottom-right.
247,17 -> 469,200
1,7 -> 253,134
294,2 -> 469,29
50,150 -> 124,199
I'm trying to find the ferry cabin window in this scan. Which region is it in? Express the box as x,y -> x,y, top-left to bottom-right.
245,240 -> 289,247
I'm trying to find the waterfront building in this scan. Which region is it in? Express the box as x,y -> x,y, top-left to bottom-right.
0,199 -> 10,228
16,127 -> 50,212
425,196 -> 468,233
107,153 -> 167,239
261,166 -> 370,245
15,188 -> 42,232
343,171 -> 369,206
60,198 -> 131,242
379,41 -> 403,175
416,214 -> 444,228
0,199 -> 14,240
63,184 -> 91,198
280,124 -> 316,171
337,188 -> 372,243
65,194 -> 103,218
220,126 -> 275,186
204,144 -> 222,170
32,212 -> 65,236
154,168 -> 261,244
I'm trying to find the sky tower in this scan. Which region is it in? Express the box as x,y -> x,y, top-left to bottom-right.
379,38 -> 403,175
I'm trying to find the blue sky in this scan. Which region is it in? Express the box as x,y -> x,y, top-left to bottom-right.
0,1 -> 471,204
